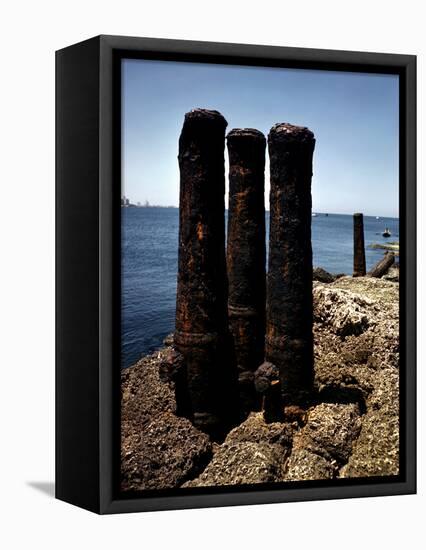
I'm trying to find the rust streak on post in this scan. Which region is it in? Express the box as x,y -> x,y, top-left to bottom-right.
226,128 -> 266,415
266,123 -> 316,405
174,108 -> 236,438
353,213 -> 366,277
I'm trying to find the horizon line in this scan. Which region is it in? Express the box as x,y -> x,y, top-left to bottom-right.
123,204 -> 399,218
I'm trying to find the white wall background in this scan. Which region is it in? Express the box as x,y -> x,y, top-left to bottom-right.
0,1 -> 423,548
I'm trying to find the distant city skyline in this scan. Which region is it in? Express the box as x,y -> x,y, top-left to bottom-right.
122,59 -> 399,217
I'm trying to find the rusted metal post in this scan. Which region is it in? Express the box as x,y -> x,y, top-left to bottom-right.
353,213 -> 366,277
174,109 -> 235,438
266,123 -> 316,405
368,251 -> 395,278
226,128 -> 266,415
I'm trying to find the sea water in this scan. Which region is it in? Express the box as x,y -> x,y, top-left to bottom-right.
121,208 -> 399,368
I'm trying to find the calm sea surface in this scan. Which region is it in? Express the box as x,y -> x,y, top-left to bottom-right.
122,208 -> 399,368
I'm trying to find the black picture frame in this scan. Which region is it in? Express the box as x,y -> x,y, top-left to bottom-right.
56,34 -> 416,514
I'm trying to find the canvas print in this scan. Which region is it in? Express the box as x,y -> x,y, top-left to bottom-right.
120,59 -> 399,493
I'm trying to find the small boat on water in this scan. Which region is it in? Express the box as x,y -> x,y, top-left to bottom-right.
382,227 -> 391,237
376,216 -> 380,220
312,213 -> 317,217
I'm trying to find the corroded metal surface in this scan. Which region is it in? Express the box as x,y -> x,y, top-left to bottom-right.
266,123 -> 316,403
254,361 -> 284,422
227,128 -> 266,414
353,213 -> 366,277
368,251 -> 395,278
174,109 -> 237,438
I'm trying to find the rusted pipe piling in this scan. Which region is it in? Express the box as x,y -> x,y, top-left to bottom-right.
174,109 -> 235,438
353,213 -> 366,277
368,251 -> 395,278
266,123 -> 316,405
227,128 -> 266,414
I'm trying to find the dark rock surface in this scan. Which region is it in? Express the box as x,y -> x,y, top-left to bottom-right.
282,403 -> 361,481
184,412 -> 293,487
158,348 -> 185,384
297,403 -> 362,463
121,349 -> 176,422
183,442 -> 282,487
121,412 -> 212,491
285,448 -> 335,481
121,349 -> 212,491
225,412 -> 294,448
313,266 -> 336,283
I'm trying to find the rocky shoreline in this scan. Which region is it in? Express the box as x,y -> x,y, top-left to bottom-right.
121,270 -> 399,492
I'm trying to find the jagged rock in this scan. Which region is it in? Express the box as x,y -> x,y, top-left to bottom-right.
293,403 -> 362,464
121,412 -> 212,491
331,276 -> 399,309
285,448 -> 335,481
383,266 -> 399,282
158,348 -> 185,384
283,403 -> 361,480
184,413 -> 293,487
163,332 -> 175,346
314,277 -> 398,402
121,349 -> 213,491
340,410 -> 399,477
339,366 -> 399,478
314,330 -> 376,403
313,267 -> 335,283
225,412 -> 293,448
183,442 -> 283,487
367,367 -> 399,415
283,405 -> 308,427
313,283 -> 373,337
121,349 -> 177,425
311,277 -> 399,479
121,349 -> 213,492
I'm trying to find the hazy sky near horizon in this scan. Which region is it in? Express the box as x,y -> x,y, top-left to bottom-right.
122,59 -> 399,217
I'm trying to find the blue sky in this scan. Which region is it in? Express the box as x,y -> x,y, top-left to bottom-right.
122,59 -> 399,217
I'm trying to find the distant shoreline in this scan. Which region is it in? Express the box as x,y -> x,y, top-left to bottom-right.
122,205 -> 399,219
122,204 -> 177,209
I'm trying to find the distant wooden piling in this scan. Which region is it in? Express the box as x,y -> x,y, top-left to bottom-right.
174,108 -> 236,437
353,213 -> 366,277
266,123 -> 316,404
226,128 -> 266,415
